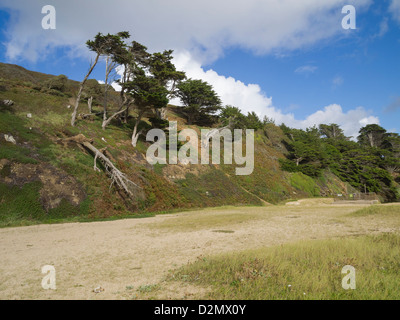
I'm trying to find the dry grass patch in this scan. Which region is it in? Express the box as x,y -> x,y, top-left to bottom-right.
170,233 -> 400,300
348,205 -> 400,217
146,207 -> 274,232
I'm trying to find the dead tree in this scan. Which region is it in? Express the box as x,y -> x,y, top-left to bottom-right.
101,57 -> 130,130
101,108 -> 128,130
101,56 -> 115,130
72,31 -> 131,127
65,134 -> 143,200
71,54 -> 100,126
131,109 -> 146,148
88,96 -> 93,114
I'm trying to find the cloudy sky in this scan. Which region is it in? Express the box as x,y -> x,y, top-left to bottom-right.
0,0 -> 399,138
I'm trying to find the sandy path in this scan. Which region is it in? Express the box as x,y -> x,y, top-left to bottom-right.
0,202 -> 398,300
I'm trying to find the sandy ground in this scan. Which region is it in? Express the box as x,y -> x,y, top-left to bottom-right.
0,200 -> 399,300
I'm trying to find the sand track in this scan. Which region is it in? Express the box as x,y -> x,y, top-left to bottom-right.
0,201 -> 398,299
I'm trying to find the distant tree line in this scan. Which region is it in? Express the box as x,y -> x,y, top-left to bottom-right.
279,123 -> 400,202
216,106 -> 400,202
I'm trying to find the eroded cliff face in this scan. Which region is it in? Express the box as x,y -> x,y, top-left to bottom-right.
0,159 -> 86,211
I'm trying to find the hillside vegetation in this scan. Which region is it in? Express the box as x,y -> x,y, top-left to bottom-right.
0,58 -> 398,226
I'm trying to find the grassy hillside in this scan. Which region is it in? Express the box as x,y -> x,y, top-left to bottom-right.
0,62 -> 359,227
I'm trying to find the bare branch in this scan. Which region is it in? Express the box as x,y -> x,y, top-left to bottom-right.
65,134 -> 143,200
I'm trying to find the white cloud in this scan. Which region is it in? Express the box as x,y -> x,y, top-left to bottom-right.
1,0 -> 372,64
377,18 -> 389,37
171,51 -> 273,113
172,51 -> 378,138
332,75 -> 344,88
296,104 -> 379,138
295,65 -> 318,75
390,0 -> 400,23
370,18 -> 389,40
97,80 -> 122,92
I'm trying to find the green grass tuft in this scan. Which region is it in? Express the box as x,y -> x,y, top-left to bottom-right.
171,233 -> 400,300
0,182 -> 46,226
349,205 -> 400,217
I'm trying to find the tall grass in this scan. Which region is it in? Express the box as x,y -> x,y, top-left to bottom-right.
0,182 -> 46,226
171,233 -> 400,300
349,205 -> 400,217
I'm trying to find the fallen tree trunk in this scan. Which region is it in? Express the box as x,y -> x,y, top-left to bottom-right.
65,134 -> 143,200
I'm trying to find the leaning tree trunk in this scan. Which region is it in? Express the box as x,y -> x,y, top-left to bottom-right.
102,108 -> 127,130
131,110 -> 145,148
102,56 -> 111,128
71,86 -> 84,127
101,57 -> 124,131
71,53 -> 100,127
65,134 -> 143,200
131,125 -> 143,148
123,106 -> 130,124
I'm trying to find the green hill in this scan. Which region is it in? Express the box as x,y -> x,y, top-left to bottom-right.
0,62 -> 393,227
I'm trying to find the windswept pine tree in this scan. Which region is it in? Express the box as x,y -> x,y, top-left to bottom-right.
71,31 -> 130,127
176,79 -> 222,125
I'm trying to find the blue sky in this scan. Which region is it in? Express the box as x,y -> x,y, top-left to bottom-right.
212,29 -> 400,125
0,0 -> 399,137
